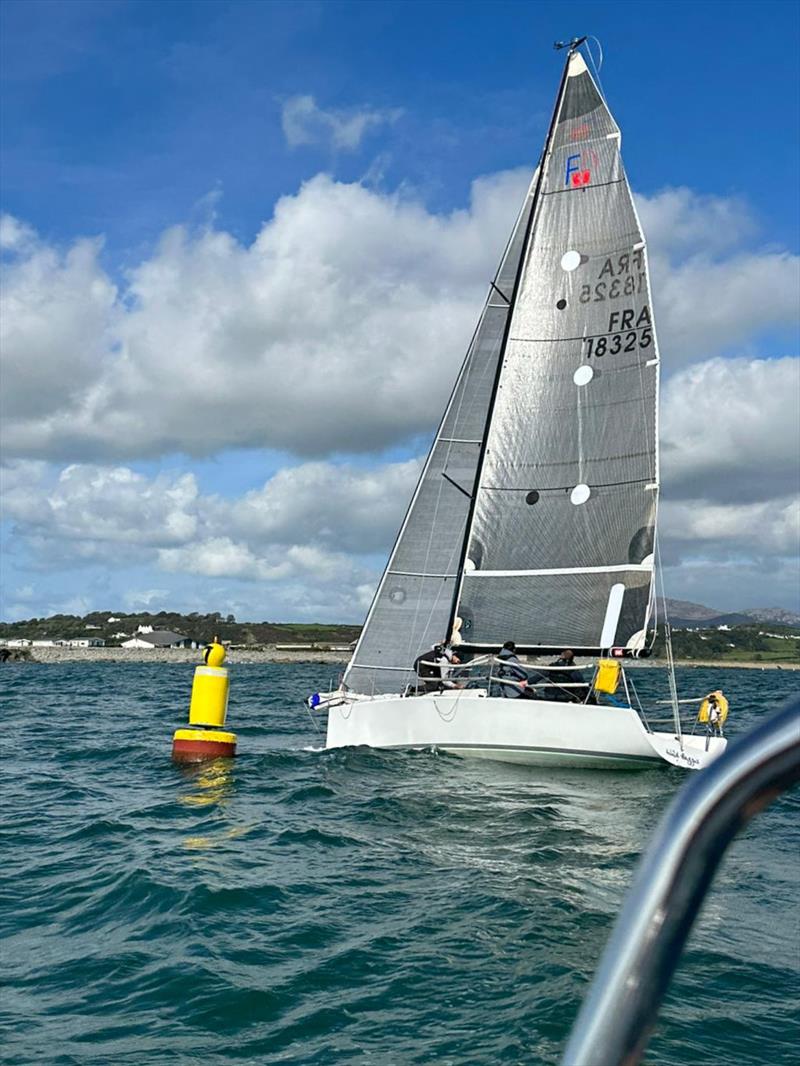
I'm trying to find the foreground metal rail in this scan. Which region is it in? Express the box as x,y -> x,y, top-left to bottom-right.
561,698 -> 800,1066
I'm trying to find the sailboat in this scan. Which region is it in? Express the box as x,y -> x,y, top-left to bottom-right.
313,41 -> 728,771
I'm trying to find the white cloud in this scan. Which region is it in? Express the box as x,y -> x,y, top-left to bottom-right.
636,188 -> 800,366
661,356 -> 800,502
2,179 -> 796,466
0,231 -> 117,423
0,174 -> 524,463
0,213 -> 36,252
228,458 -> 422,553
636,187 -> 756,258
2,179 -> 799,617
11,464 -> 199,547
661,496 -> 799,559
652,250 -> 799,365
0,457 -> 419,611
123,588 -> 170,610
281,94 -> 402,151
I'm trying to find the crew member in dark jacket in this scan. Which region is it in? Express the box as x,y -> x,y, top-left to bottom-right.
493,641 -> 534,698
548,648 -> 591,702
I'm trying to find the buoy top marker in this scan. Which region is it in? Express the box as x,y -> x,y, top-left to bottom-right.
204,635 -> 226,668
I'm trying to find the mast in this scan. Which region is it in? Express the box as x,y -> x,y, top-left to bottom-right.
444,46 -> 575,644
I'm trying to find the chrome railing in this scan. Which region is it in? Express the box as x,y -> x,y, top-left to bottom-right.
560,698 -> 800,1066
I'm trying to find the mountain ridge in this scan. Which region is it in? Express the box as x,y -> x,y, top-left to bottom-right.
661,599 -> 800,629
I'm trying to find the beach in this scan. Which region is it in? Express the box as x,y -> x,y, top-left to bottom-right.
17,645 -> 350,665
12,646 -> 799,669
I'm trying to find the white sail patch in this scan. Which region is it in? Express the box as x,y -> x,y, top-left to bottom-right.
573,365 -> 594,386
560,250 -> 582,271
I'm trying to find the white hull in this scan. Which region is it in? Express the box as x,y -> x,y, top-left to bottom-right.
324,691 -> 727,770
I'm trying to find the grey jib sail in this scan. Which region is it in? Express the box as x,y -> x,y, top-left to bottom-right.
346,48 -> 658,693
344,175 -> 538,695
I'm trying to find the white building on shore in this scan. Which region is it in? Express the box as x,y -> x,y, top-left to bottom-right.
121,630 -> 198,650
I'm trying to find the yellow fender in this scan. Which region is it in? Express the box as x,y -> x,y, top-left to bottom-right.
698,691 -> 729,726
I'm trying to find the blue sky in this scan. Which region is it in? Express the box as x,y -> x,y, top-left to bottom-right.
4,0 -> 799,250
1,0 -> 798,623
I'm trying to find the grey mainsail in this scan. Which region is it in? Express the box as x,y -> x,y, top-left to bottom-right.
345,46 -> 659,694
344,174 -> 539,695
456,50 -> 658,651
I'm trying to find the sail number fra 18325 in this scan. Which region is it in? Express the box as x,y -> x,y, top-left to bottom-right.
579,250 -> 647,303
583,306 -> 653,358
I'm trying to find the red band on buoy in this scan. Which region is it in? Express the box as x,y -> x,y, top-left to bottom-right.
171,737 -> 236,762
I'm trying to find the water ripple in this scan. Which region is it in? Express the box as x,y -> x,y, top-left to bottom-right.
1,661 -> 797,1064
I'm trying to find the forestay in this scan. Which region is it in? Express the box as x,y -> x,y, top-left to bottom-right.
344,175 -> 538,695
456,51 -> 658,651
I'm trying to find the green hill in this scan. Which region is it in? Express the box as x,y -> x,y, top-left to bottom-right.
0,611 -> 361,648
654,623 -> 800,664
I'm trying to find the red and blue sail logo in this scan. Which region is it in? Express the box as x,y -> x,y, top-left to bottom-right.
565,151 -> 596,187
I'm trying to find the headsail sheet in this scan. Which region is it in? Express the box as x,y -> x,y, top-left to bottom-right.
345,177 -> 537,695
457,52 -> 659,650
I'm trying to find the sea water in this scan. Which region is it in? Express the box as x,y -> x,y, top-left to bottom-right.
1,663 -> 797,1065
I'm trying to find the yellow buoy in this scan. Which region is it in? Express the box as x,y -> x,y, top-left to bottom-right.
189,666 -> 230,727
204,639 -> 226,668
171,637 -> 237,762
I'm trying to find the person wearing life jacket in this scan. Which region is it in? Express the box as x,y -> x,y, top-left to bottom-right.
437,644 -> 462,688
493,641 -> 533,698
548,648 -> 591,703
413,643 -> 461,692
706,692 -> 723,734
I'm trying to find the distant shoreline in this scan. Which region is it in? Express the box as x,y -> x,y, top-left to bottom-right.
9,646 -> 799,670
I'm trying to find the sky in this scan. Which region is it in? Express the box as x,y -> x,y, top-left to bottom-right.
1,0 -> 798,624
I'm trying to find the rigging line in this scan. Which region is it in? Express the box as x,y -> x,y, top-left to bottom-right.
441,472 -> 472,499
584,35 -> 604,75
409,305 -> 512,663
348,238 -> 500,684
301,700 -> 322,737
490,281 -> 510,305
583,35 -> 607,98
655,532 -> 682,742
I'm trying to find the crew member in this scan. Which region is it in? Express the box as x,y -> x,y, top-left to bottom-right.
494,641 -> 534,698
548,649 -> 591,702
